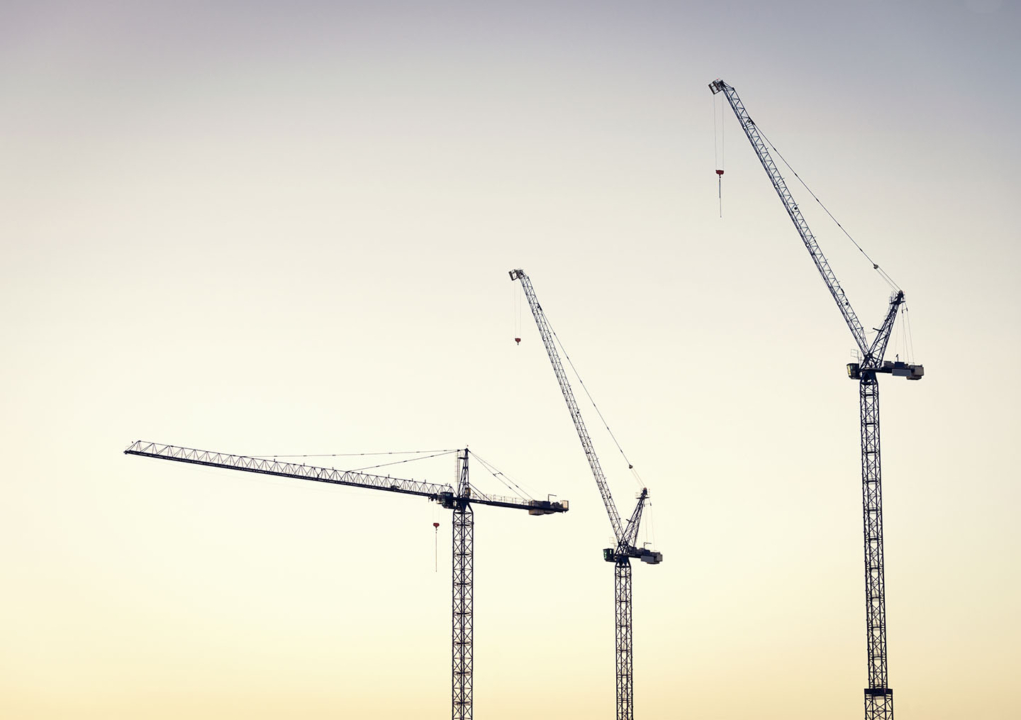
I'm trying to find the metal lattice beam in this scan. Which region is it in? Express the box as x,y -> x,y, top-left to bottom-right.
126,443 -> 565,720
124,440 -> 453,498
709,79 -> 924,720
125,441 -> 567,514
511,268 -> 661,720
615,560 -> 634,720
452,504 -> 474,720
709,79 -> 869,354
509,268 -> 626,543
860,374 -> 893,719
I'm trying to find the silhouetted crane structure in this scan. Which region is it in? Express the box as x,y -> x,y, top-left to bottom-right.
509,269 -> 661,720
709,78 -> 924,720
125,441 -> 567,720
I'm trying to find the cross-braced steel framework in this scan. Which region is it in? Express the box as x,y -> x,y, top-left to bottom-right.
615,560 -> 634,720
710,78 -> 923,720
452,454 -> 474,720
125,441 -> 566,720
511,268 -> 662,720
860,374 -> 893,720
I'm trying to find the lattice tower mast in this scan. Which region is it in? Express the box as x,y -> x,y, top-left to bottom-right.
709,79 -> 924,720
125,441 -> 568,720
510,269 -> 661,720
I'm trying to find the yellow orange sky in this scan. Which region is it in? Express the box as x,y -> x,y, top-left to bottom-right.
2,1 -> 1019,718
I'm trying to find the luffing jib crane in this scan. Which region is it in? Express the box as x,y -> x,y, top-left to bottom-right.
509,269 -> 661,720
125,441 -> 567,720
709,78 -> 924,720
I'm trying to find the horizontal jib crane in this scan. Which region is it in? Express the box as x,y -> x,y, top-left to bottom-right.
125,441 -> 567,514
125,440 -> 567,720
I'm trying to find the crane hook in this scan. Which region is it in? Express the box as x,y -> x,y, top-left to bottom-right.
433,521 -> 440,572
716,169 -> 724,217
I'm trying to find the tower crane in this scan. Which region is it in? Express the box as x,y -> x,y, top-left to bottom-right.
709,79 -> 924,720
509,269 -> 661,720
125,440 -> 567,720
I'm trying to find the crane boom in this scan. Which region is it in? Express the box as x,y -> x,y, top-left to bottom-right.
508,269 -> 626,542
709,79 -> 870,354
711,78 -> 925,720
124,441 -> 568,515
511,268 -> 660,720
127,440 -> 566,720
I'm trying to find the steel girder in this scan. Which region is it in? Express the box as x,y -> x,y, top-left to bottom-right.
615,559 -> 634,720
452,503 -> 474,720
860,373 -> 893,720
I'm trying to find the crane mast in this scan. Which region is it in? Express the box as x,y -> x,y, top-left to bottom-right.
710,79 -> 923,720
452,449 -> 473,720
509,269 -> 660,720
125,441 -> 567,720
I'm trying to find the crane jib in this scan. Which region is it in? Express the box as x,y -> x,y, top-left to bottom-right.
124,441 -> 568,514
511,267 -> 661,720
510,269 -> 627,544
709,79 -> 923,382
711,78 -> 926,720
127,441 -> 566,720
710,79 -> 871,352
509,269 -> 661,562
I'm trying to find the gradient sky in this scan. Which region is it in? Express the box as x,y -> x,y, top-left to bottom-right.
2,1 -> 1019,718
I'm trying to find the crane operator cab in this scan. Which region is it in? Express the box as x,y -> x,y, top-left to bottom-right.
847,361 -> 924,381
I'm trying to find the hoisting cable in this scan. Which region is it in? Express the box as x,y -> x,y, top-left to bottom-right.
513,284 -> 523,345
467,450 -> 534,500
642,498 -> 656,549
902,303 -> 916,364
253,448 -> 459,460
713,95 -> 725,217
249,447 -> 457,473
433,520 -> 440,573
344,449 -> 458,473
894,305 -> 906,362
547,324 -> 645,490
755,126 -> 901,292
